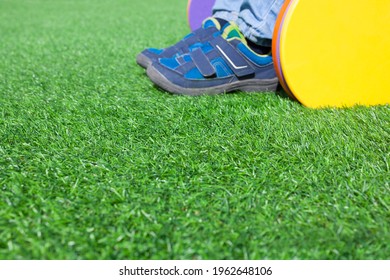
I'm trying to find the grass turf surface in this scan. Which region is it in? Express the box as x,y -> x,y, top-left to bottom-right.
0,0 -> 389,259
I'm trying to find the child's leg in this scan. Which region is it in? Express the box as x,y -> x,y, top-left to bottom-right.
236,0 -> 285,47
212,0 -> 244,22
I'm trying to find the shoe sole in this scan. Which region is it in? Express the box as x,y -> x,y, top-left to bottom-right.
136,53 -> 152,69
147,65 -> 279,96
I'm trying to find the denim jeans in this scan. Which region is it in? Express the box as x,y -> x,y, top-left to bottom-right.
213,0 -> 285,46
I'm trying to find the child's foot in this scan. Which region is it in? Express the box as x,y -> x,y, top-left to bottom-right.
146,23 -> 278,95
136,17 -> 226,68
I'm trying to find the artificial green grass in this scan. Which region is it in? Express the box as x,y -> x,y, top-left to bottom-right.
0,0 -> 389,260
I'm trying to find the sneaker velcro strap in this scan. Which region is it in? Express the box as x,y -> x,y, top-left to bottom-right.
164,39 -> 193,57
210,37 -> 254,78
162,45 -> 182,58
190,48 -> 216,77
177,27 -> 217,52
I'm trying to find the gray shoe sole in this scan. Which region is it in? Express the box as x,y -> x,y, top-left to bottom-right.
136,53 -> 152,69
147,65 -> 279,96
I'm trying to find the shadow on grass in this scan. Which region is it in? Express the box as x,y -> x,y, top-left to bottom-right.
151,83 -> 298,101
275,83 -> 292,100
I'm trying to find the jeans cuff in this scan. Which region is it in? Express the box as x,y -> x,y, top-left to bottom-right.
212,11 -> 240,23
236,17 -> 272,47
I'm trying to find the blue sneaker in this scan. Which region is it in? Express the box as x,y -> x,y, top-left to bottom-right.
146,23 -> 279,95
136,17 -> 223,69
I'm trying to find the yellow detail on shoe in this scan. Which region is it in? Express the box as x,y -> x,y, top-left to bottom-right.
202,17 -> 221,31
222,22 -> 271,58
